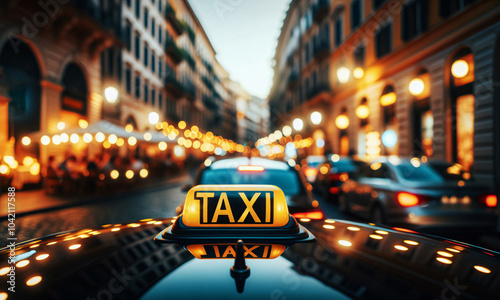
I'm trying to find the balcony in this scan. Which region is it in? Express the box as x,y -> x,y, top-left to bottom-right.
313,42 -> 330,61
182,21 -> 196,44
307,84 -> 331,100
203,60 -> 214,74
165,73 -> 184,97
203,95 -> 219,110
182,50 -> 196,70
165,38 -> 183,64
313,0 -> 329,23
166,6 -> 184,35
287,71 -> 299,90
202,75 -> 214,91
183,79 -> 196,101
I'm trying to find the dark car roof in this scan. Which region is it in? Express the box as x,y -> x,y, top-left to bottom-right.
3,219 -> 499,300
209,157 -> 290,171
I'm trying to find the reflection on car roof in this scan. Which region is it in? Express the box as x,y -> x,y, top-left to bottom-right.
210,157 -> 289,171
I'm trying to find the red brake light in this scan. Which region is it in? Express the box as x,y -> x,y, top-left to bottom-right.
292,209 -> 324,220
479,194 -> 497,207
329,187 -> 339,194
237,165 -> 265,172
328,173 -> 341,181
397,192 -> 420,207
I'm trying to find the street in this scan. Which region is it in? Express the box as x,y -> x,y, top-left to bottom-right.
4,173 -> 499,252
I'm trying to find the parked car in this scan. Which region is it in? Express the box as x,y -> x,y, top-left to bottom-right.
315,154 -> 367,201
301,155 -> 326,183
339,157 -> 498,231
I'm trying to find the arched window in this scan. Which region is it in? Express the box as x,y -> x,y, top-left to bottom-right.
380,85 -> 398,155
61,63 -> 88,116
0,38 -> 41,138
409,69 -> 432,156
449,48 -> 475,171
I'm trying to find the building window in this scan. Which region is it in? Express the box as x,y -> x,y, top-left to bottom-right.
439,0 -> 476,18
126,68 -> 132,94
135,0 -> 140,18
144,8 -> 149,28
373,0 -> 388,10
354,45 -> 365,67
334,16 -> 343,47
159,0 -> 162,12
402,0 -> 428,41
135,75 -> 141,99
144,43 -> 148,67
144,83 -> 149,103
151,53 -> 155,73
125,22 -> 132,51
159,26 -> 162,44
126,0 -> 132,7
375,22 -> 392,58
159,59 -> 162,78
134,32 -> 140,60
152,19 -> 155,37
380,86 -> 398,155
351,0 -> 362,29
107,48 -> 114,77
159,92 -> 163,110
152,88 -> 156,106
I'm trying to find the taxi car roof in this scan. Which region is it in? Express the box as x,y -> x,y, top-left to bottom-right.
209,157 -> 289,171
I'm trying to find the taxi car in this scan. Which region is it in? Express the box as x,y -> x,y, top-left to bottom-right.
179,156 -> 324,220
1,184 -> 499,300
338,157 -> 498,231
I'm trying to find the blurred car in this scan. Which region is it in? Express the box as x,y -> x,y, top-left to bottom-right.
179,157 -> 324,220
315,154 -> 367,201
339,157 -> 498,231
301,155 -> 325,183
3,201 -> 500,300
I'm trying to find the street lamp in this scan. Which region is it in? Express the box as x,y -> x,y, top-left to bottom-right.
310,111 -> 322,125
355,104 -> 370,119
148,112 -> 160,125
282,125 -> 292,137
451,59 -> 469,78
292,118 -> 304,131
409,78 -> 425,96
104,86 -> 119,103
353,67 -> 364,79
335,114 -> 349,129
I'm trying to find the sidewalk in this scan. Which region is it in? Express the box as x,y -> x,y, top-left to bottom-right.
0,173 -> 191,218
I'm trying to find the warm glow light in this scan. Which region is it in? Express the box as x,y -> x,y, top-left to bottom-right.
331,154 -> 340,162
436,257 -> 452,264
110,170 -> 119,179
282,125 -> 292,137
394,245 -> 408,251
95,132 -> 105,143
238,165 -> 265,172
353,67 -> 364,79
204,158 -> 212,167
437,251 -> 453,257
355,104 -> 370,119
78,119 -> 88,129
404,240 -> 419,245
474,265 -> 491,274
144,132 -> 152,141
116,138 -> 124,146
0,292 -> 7,300
16,260 -> 29,268
310,111 -> 322,125
69,244 -> 81,250
52,135 -> 61,145
292,118 -> 303,131
125,170 -> 134,179
111,228 -> 120,232
178,121 -> 186,129
41,135 -> 50,145
380,92 -> 396,106
409,78 -> 425,96
382,129 -> 397,148
104,86 -> 119,103
22,136 -> 31,146
158,142 -> 167,151
29,163 -> 40,176
174,145 -> 185,157
338,240 -> 352,247
70,134 -> 79,144
123,136 -> 136,147
347,226 -> 360,231
26,276 -> 42,286
451,59 -> 469,78
323,225 -> 335,229
148,112 -> 160,125
369,234 -> 383,240
0,165 -> 8,175
23,156 -> 34,166
0,267 -> 10,275
397,192 -> 419,207
83,133 -> 92,143
335,115 -> 349,129
375,230 -> 388,235
36,254 -> 49,260
57,121 -> 66,130
139,169 -> 148,178
337,67 -> 350,83
108,134 -> 117,144
125,124 -> 134,132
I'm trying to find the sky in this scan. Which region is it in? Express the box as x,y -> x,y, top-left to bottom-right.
188,0 -> 291,99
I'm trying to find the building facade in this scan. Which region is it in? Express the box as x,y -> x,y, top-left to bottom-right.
269,0 -> 500,188
0,0 -> 119,163
101,0 -> 241,140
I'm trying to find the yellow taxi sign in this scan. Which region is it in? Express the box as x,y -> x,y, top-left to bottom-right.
186,244 -> 286,259
183,185 -> 289,227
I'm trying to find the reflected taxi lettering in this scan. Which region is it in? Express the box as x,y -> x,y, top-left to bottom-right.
182,185 -> 289,227
186,244 -> 287,259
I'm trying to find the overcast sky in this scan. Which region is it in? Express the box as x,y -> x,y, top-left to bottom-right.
188,0 -> 291,99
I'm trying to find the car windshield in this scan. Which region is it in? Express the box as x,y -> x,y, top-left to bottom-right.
200,169 -> 302,196
395,162 -> 443,182
330,160 -> 360,173
428,162 -> 473,181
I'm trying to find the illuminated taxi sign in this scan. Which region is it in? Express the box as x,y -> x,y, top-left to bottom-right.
182,185 -> 289,227
186,244 -> 286,259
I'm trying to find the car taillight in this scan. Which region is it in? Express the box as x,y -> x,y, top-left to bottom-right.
328,173 -> 341,181
397,192 -> 421,207
292,209 -> 324,220
329,187 -> 339,194
479,194 -> 497,207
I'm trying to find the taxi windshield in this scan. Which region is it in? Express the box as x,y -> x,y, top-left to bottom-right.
200,169 -> 301,196
395,162 -> 443,182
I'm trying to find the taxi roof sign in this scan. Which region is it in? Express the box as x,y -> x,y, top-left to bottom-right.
154,185 -> 315,246
182,185 -> 289,228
